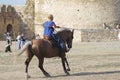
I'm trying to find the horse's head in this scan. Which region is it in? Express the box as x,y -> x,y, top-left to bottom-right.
58,29 -> 74,49
66,29 -> 74,48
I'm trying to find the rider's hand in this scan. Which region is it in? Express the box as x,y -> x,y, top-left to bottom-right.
56,26 -> 60,28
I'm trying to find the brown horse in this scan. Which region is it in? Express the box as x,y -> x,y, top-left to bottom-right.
17,29 -> 74,78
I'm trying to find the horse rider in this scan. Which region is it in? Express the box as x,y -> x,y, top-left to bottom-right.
43,14 -> 69,52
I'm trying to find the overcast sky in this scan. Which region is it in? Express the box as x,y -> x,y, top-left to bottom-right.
0,0 -> 26,6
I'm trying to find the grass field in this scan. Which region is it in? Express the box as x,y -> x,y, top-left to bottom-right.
0,41 -> 120,80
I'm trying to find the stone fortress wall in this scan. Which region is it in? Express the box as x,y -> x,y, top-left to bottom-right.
80,29 -> 119,42
0,5 -> 22,40
34,0 -> 120,42
1,0 -> 120,42
0,2 -> 35,40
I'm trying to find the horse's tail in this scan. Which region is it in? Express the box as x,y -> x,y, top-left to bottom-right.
17,41 -> 32,57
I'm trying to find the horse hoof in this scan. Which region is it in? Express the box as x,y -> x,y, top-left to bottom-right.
67,68 -> 71,71
26,74 -> 31,78
66,72 -> 70,76
45,73 -> 51,77
27,75 -> 31,78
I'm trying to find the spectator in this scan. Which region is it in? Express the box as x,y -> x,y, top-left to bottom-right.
103,23 -> 112,30
16,32 -> 21,50
21,33 -> 26,47
3,32 -> 7,40
116,24 -> 120,30
35,34 -> 40,39
5,32 -> 12,52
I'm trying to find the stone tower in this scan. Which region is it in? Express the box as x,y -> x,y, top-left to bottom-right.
24,0 -> 35,32
22,0 -> 35,39
0,5 -> 21,40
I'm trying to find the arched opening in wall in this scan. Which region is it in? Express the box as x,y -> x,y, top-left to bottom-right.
6,24 -> 14,39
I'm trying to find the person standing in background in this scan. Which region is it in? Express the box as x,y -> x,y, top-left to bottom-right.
21,33 -> 26,48
35,34 -> 41,39
16,32 -> 21,50
5,32 -> 12,53
3,32 -> 7,40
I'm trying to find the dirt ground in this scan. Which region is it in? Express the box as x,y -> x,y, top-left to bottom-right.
1,41 -> 120,80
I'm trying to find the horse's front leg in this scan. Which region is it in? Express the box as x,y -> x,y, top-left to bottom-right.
61,57 -> 70,75
65,57 -> 71,71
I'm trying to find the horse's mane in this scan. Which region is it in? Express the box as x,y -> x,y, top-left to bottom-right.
56,29 -> 71,35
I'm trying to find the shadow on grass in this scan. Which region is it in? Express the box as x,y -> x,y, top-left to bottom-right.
69,70 -> 120,76
31,70 -> 120,79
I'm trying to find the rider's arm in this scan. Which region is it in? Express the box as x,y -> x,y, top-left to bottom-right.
51,25 -> 60,29
51,22 -> 60,28
56,26 -> 60,28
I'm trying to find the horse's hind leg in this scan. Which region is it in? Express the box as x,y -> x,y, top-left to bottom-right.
65,57 -> 70,71
38,58 -> 50,77
61,57 -> 70,75
25,53 -> 34,78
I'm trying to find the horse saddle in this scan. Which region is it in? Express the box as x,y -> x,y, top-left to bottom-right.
50,39 -> 59,48
44,35 -> 66,52
44,35 -> 58,48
